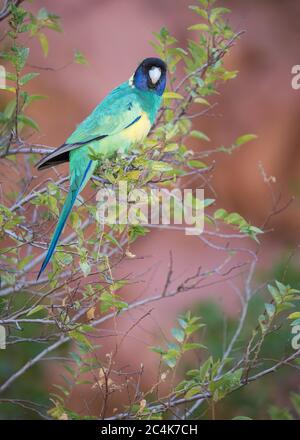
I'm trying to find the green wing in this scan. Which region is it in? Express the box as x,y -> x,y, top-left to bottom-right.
36,82 -> 142,170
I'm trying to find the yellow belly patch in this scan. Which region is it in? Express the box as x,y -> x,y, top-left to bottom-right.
122,111 -> 151,143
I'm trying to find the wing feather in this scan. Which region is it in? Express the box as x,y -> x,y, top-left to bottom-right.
36,82 -> 142,170
36,135 -> 107,170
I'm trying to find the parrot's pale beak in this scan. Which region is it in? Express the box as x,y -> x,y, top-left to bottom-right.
149,66 -> 162,84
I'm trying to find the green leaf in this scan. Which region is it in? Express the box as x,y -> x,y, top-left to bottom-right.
13,46 -> 29,71
197,0 -> 208,7
268,406 -> 294,420
2,86 -> 16,93
164,357 -> 177,368
26,304 -> 46,316
164,143 -> 178,152
163,91 -> 184,100
126,170 -> 141,180
190,130 -> 210,142
194,97 -> 210,106
210,7 -> 231,23
188,24 -> 210,32
275,280 -> 287,295
150,346 -> 166,355
291,393 -> 300,416
185,322 -> 205,335
80,261 -> 91,277
74,50 -> 88,65
235,134 -> 257,146
17,255 -> 33,270
48,194 -> 59,216
5,71 -> 17,81
203,198 -> 215,208
171,327 -> 185,343
214,208 -> 227,220
149,160 -> 173,172
288,312 -> 300,320
185,386 -> 202,398
182,342 -> 206,352
265,303 -> 275,319
19,72 -> 40,86
26,94 -> 47,103
268,284 -> 281,304
223,70 -> 238,81
225,212 -> 246,226
258,314 -> 268,333
232,416 -> 252,420
100,292 -> 128,313
178,318 -> 188,329
189,6 -> 208,20
17,114 -> 39,131
210,368 -> 243,401
70,352 -> 82,366
56,251 -> 73,267
79,324 -> 97,333
69,331 -> 92,349
38,32 -> 49,57
187,160 -> 207,169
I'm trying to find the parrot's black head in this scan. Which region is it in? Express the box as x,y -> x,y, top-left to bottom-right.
133,57 -> 167,96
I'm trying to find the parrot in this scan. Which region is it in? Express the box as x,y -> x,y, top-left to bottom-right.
36,57 -> 167,279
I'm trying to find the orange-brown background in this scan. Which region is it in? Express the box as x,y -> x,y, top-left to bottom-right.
1,0 -> 300,416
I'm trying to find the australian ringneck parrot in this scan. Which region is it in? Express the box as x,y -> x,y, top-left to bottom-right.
36,57 -> 167,279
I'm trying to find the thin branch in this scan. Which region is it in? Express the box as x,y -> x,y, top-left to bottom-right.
0,0 -> 24,22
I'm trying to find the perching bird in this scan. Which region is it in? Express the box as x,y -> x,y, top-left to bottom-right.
36,57 -> 167,279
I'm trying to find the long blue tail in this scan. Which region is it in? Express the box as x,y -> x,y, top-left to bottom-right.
37,160 -> 93,280
37,189 -> 78,280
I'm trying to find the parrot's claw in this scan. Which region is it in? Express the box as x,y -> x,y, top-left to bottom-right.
124,153 -> 138,172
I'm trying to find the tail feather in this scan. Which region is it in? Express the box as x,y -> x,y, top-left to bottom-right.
37,159 -> 93,280
37,189 -> 77,280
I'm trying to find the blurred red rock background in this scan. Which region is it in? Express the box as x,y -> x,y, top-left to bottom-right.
1,0 -> 300,416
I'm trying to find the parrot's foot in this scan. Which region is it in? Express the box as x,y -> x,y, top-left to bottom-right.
123,153 -> 139,172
